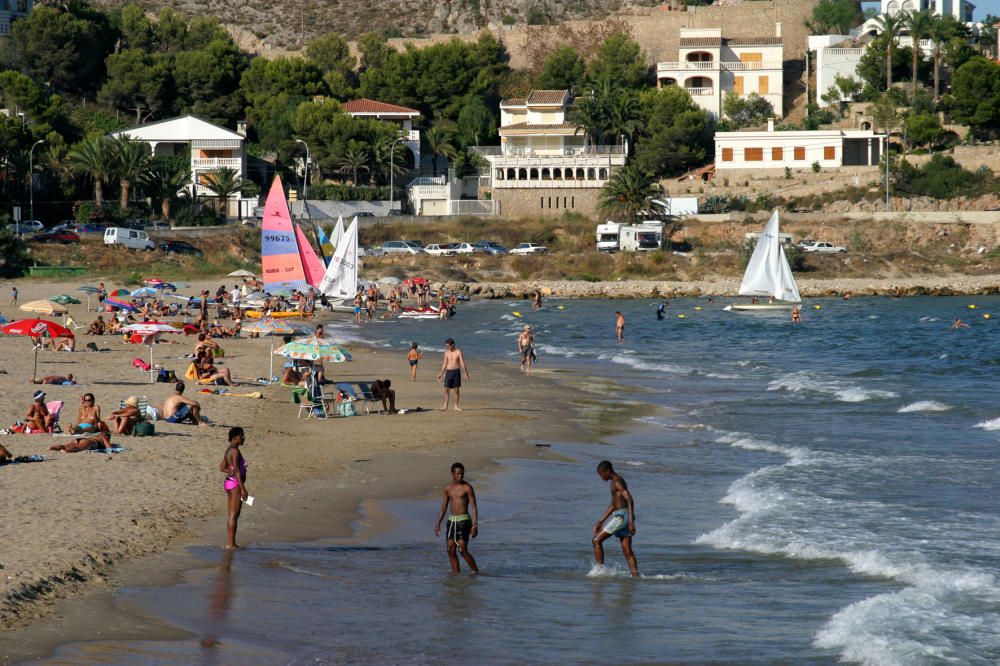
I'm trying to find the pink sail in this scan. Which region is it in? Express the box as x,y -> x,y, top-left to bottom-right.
260,176 -> 307,291
295,224 -> 327,288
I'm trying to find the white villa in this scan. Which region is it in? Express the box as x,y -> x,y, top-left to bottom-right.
111,115 -> 255,218
474,89 -> 626,217
715,120 -> 884,171
0,0 -> 31,37
656,26 -> 785,119
341,98 -> 421,167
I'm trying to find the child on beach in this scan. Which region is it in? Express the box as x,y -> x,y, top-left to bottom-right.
221,427 -> 249,549
407,342 -> 422,381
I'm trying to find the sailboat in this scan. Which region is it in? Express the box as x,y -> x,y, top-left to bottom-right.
260,175 -> 326,292
725,210 -> 801,312
317,216 -> 359,311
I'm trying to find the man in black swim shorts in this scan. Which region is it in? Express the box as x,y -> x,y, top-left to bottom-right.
437,338 -> 470,411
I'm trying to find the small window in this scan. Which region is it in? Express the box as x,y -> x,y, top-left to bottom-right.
758,76 -> 768,95
745,147 -> 763,162
722,147 -> 734,162
571,196 -> 575,208
771,147 -> 783,161
824,146 -> 836,160
540,197 -> 544,209
794,146 -> 805,161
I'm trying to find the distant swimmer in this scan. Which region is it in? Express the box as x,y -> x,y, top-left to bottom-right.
951,318 -> 970,330
843,291 -> 852,300
434,462 -> 479,574
593,460 -> 639,577
656,302 -> 668,320
791,305 -> 801,323
533,290 -> 543,310
615,311 -> 625,341
893,286 -> 902,300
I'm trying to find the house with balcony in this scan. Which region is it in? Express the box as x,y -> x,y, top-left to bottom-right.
111,115 -> 255,218
341,98 -> 421,168
715,120 -> 883,172
473,89 -> 626,218
656,26 -> 784,120
0,0 -> 32,37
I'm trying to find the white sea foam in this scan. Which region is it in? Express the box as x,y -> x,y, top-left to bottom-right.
599,353 -> 692,375
973,417 -> 1000,430
897,401 -> 951,413
623,460 -> 645,467
835,387 -> 899,402
768,370 -> 898,402
535,344 -> 581,358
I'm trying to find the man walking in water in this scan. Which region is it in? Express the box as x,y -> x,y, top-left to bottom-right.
518,325 -> 536,373
438,338 -> 470,411
615,311 -> 625,341
593,460 -> 639,577
434,462 -> 479,573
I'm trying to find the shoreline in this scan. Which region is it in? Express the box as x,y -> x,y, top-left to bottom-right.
0,277 -> 602,661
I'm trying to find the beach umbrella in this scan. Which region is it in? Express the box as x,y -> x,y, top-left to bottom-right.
123,322 -> 181,383
131,287 -> 159,298
104,297 -> 137,312
110,288 -> 132,298
77,285 -> 100,310
275,336 -> 352,363
2,318 -> 74,380
228,269 -> 257,278
244,318 -> 313,379
20,299 -> 69,316
50,294 -> 81,305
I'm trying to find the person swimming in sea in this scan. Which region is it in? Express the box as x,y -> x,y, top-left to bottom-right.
221,427 -> 249,549
656,302 -> 668,320
434,462 -> 479,574
593,460 -> 639,577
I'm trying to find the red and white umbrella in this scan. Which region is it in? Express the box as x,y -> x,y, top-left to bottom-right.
1,318 -> 75,380
123,322 -> 181,383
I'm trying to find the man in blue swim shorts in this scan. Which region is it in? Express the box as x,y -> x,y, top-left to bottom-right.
437,338 -> 470,411
162,382 -> 206,426
593,460 -> 639,577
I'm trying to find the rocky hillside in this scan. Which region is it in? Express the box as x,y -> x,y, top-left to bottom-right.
90,0 -> 665,49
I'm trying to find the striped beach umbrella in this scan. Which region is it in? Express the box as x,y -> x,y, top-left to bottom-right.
274,336 -> 352,363
131,287 -> 159,298
20,299 -> 69,316
104,297 -> 137,312
245,318 -> 314,379
50,294 -> 81,305
110,288 -> 132,298
123,322 -> 181,383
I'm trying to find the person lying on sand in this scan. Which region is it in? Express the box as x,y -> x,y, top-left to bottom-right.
71,393 -> 109,434
26,390 -> 53,432
162,382 -> 208,426
32,373 -> 76,385
50,431 -> 113,453
87,316 -> 106,335
111,396 -> 141,435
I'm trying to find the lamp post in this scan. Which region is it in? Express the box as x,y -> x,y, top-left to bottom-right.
388,135 -> 406,216
29,139 -> 44,224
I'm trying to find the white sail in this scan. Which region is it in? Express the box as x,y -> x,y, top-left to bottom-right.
318,217 -> 358,300
738,210 -> 801,303
331,216 -> 344,251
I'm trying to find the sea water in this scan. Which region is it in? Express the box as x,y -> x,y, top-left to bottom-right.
34,296 -> 1000,665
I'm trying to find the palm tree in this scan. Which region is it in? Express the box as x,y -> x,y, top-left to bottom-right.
606,93 -> 641,153
371,136 -> 408,186
110,136 -> 151,209
423,126 -> 457,177
201,167 -> 242,218
599,164 -> 663,223
569,92 -> 606,148
874,12 -> 905,91
336,147 -> 369,184
68,136 -> 115,210
928,15 -> 967,100
141,156 -> 191,221
903,10 -> 934,97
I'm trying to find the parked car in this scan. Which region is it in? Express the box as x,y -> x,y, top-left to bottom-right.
472,240 -> 509,255
355,211 -> 375,218
104,227 -> 155,250
7,220 -> 44,235
510,243 -> 549,255
800,241 -> 846,253
33,230 -> 81,244
405,239 -> 425,247
359,245 -> 383,257
424,243 -> 458,256
159,240 -> 203,256
148,220 -> 171,231
381,240 -> 425,255
51,220 -> 79,234
451,243 -> 479,255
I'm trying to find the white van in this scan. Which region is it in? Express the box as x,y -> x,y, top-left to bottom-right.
104,227 -> 154,250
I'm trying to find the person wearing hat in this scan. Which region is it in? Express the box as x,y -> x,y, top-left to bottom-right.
110,396 -> 141,435
25,390 -> 53,433
517,325 -> 536,374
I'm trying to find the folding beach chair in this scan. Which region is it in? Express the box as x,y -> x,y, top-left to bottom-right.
297,375 -> 329,419
355,382 -> 383,414
46,400 -> 63,433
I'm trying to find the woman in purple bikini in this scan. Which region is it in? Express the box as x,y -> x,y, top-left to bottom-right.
220,427 -> 249,549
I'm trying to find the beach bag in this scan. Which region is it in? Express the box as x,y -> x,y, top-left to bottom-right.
337,400 -> 356,417
156,368 -> 178,383
133,421 -> 155,437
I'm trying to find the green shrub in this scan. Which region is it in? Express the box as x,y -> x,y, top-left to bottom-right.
897,154 -> 991,199
811,161 -> 821,173
0,226 -> 30,277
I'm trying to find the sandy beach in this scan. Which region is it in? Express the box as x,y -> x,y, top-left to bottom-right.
0,277 -> 588,657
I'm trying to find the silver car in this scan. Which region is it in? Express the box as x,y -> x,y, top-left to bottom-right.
381,240 -> 425,255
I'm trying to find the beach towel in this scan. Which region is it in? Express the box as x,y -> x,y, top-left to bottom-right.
184,363 -> 198,380
216,391 -> 263,399
86,447 -> 125,454
1,454 -> 46,465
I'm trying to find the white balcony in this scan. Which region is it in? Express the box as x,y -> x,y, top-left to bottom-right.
685,87 -> 715,96
657,61 -> 781,73
657,61 -> 719,71
192,157 -> 242,169
404,130 -> 420,142
473,145 -> 625,158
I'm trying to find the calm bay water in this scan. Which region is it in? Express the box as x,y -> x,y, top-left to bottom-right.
34,296 -> 1000,665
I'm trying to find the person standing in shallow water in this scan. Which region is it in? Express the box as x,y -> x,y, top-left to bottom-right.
593,460 -> 639,577
221,427 -> 249,549
615,311 -> 625,341
434,462 -> 479,574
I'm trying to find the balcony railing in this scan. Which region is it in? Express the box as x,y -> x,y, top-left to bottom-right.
685,87 -> 715,96
192,158 -> 242,169
657,61 -> 781,72
472,145 -> 625,157
404,130 -> 420,142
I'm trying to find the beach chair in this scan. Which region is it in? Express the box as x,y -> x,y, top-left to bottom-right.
64,316 -> 85,331
297,375 -> 329,419
119,396 -> 149,423
355,382 -> 383,414
333,383 -> 360,417
44,400 -> 63,433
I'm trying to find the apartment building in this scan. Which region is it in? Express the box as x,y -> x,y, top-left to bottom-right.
715,121 -> 883,172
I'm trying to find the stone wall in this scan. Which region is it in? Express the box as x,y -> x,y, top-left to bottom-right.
494,188 -> 602,219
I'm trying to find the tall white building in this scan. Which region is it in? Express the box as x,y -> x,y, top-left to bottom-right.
879,0 -> 974,21
656,26 -> 785,120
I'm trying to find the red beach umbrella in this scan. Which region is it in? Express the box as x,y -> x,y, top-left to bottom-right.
1,318 -> 74,380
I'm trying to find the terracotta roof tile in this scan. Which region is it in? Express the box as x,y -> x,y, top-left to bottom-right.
500,98 -> 527,107
526,89 -> 569,104
341,98 -> 421,115
501,122 -> 578,132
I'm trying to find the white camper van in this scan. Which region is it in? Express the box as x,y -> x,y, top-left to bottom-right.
619,223 -> 664,252
596,222 -> 622,252
104,227 -> 155,250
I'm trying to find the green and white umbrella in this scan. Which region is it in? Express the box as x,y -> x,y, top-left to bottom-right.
274,336 -> 352,363
50,294 -> 81,305
244,318 -> 315,380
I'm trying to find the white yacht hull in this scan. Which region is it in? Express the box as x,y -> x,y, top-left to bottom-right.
725,303 -> 797,312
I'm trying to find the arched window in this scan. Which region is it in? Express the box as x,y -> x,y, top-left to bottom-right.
518,168 -> 528,180
686,51 -> 714,62
541,168 -> 551,180
587,168 -> 596,179
599,168 -> 608,180
530,168 -> 539,180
